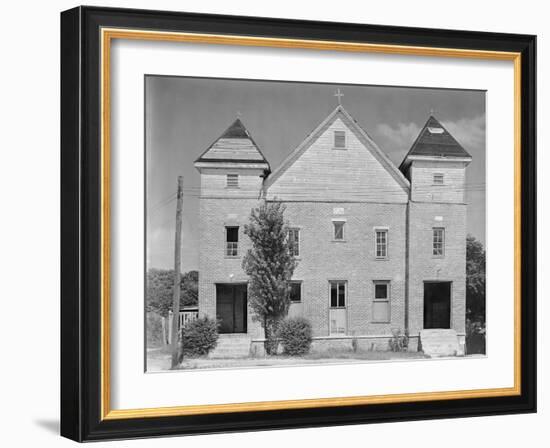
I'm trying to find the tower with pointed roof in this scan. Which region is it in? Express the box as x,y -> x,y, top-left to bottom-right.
400,115 -> 471,348
400,115 -> 472,203
194,118 -> 270,342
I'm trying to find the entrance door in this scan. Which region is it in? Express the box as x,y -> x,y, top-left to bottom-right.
423,282 -> 451,329
216,284 -> 247,334
329,281 -> 347,335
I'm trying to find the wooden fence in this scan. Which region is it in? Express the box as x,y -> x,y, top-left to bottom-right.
162,307 -> 199,345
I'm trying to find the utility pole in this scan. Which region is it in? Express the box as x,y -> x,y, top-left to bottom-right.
171,176 -> 184,368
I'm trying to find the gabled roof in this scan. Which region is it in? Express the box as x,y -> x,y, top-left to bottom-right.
194,118 -> 270,167
399,115 -> 472,171
264,105 -> 410,192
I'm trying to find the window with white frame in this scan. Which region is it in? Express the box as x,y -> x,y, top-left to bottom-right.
372,281 -> 390,323
289,281 -> 302,302
333,221 -> 345,240
330,281 -> 346,308
329,281 -> 347,334
288,228 -> 300,257
433,173 -> 444,185
225,226 -> 239,257
375,229 -> 388,258
226,174 -> 239,188
432,227 -> 445,257
333,130 -> 346,149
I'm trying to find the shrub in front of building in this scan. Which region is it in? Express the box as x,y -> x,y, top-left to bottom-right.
388,327 -> 409,352
179,316 -> 219,358
278,317 -> 313,356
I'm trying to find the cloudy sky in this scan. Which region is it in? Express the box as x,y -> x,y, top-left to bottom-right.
146,76 -> 485,272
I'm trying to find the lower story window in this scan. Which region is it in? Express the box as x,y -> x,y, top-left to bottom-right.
372,281 -> 390,323
330,281 -> 346,308
329,281 -> 347,335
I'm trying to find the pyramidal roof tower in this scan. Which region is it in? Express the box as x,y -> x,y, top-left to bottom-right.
399,114 -> 472,204
399,115 -> 471,172
195,118 -> 270,170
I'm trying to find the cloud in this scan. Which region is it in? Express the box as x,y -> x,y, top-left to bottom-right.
374,113 -> 486,163
441,114 -> 485,154
147,215 -> 199,271
375,122 -> 421,154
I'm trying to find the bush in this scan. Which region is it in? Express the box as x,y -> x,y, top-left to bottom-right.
278,317 -> 312,356
179,317 -> 219,358
388,328 -> 409,352
466,318 -> 486,355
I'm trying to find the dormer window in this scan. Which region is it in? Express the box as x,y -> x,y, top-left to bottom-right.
433,173 -> 444,185
334,131 -> 346,149
226,174 -> 239,188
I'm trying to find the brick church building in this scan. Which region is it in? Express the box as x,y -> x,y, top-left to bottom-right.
193,103 -> 471,355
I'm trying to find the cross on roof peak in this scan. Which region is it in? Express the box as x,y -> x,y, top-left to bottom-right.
334,88 -> 344,105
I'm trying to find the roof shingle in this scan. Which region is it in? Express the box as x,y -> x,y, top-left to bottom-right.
195,118 -> 269,165
400,116 -> 471,170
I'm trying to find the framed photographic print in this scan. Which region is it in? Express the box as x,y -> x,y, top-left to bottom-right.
60,6 -> 536,441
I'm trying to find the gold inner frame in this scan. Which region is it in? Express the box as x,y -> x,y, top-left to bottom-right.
100,27 -> 522,421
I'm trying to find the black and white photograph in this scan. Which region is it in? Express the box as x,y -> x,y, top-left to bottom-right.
145,76 -> 487,372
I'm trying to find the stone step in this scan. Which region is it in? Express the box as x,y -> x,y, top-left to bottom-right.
209,335 -> 251,359
420,329 -> 462,357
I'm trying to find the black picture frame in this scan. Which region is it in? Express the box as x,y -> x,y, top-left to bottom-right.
61,5 -> 536,442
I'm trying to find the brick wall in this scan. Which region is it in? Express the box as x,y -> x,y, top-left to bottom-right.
266,116 -> 409,203
199,196 -> 409,341
410,160 -> 467,203
407,201 -> 467,337
269,201 -> 407,338
198,172 -> 265,339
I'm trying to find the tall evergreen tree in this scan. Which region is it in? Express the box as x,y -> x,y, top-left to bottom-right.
242,201 -> 297,355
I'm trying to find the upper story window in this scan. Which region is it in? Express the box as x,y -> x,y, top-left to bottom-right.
226,174 -> 239,188
372,281 -> 391,323
375,229 -> 388,259
333,130 -> 346,149
288,228 -> 300,257
333,220 -> 345,241
433,173 -> 444,185
432,227 -> 445,257
289,281 -> 302,302
225,226 -> 239,257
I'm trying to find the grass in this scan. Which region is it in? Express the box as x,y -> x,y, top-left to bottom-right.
302,350 -> 428,361
146,347 -> 428,372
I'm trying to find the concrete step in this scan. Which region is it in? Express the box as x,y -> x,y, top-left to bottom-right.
209,334 -> 251,358
420,329 -> 462,357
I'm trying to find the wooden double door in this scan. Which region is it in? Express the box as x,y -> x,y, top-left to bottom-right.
216,284 -> 248,334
